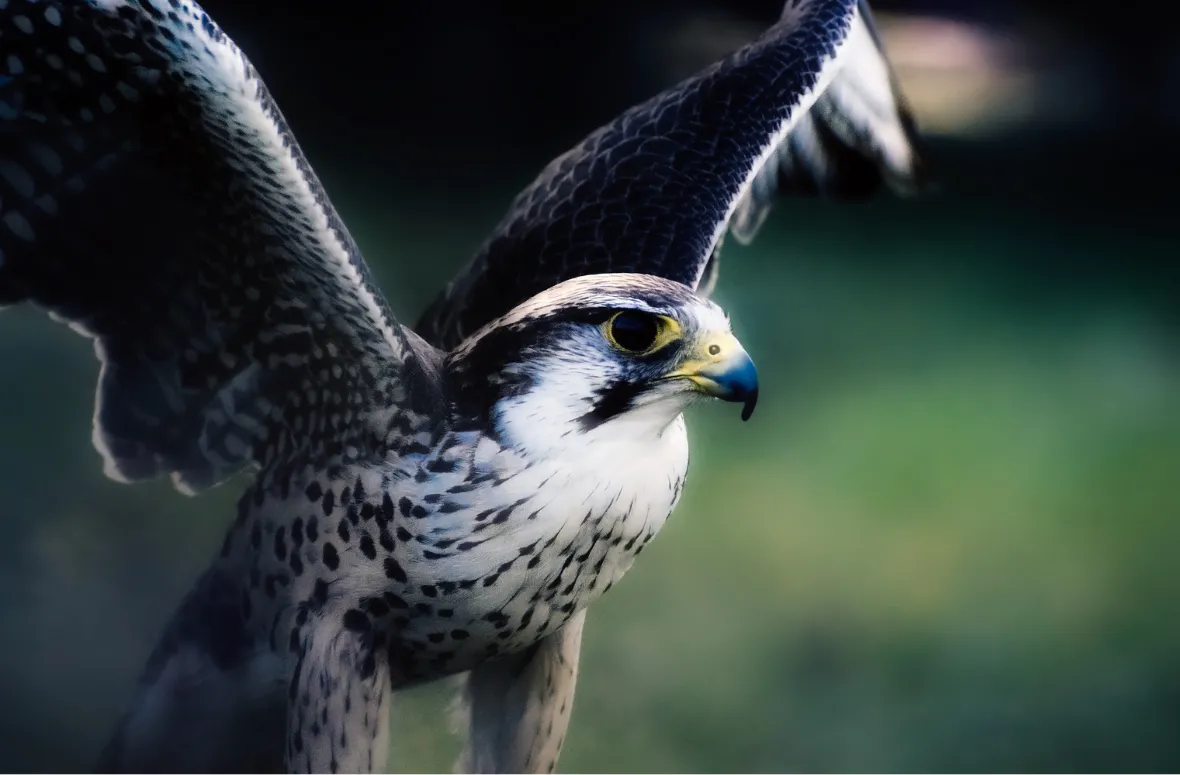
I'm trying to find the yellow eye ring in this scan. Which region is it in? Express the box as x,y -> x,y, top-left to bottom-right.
602,311 -> 681,355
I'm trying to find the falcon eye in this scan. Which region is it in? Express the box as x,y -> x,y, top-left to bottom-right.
604,311 -> 676,355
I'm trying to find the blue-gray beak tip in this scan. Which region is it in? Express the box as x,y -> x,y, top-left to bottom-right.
717,357 -> 759,422
741,389 -> 758,422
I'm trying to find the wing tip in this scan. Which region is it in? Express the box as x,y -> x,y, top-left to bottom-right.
91,419 -> 222,497
89,347 -> 228,497
889,97 -> 938,196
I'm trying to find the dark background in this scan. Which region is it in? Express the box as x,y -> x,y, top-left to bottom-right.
1,0 -> 1178,771
194,0 -> 1174,167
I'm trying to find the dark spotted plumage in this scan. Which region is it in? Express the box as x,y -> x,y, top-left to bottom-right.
0,0 -> 923,773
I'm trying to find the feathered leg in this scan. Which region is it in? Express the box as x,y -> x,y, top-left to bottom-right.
287,608 -> 392,774
456,611 -> 586,773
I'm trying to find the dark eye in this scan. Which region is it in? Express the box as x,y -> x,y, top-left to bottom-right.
607,311 -> 660,353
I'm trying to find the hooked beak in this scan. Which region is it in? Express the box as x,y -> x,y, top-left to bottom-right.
664,332 -> 759,421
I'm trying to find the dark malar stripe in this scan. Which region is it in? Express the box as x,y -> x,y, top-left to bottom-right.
578,381 -> 645,431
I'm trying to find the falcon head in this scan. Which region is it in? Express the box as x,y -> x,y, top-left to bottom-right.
446,274 -> 758,456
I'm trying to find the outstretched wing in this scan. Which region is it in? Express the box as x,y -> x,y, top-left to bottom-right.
0,0 -> 441,493
417,0 -> 925,349
729,0 -> 926,243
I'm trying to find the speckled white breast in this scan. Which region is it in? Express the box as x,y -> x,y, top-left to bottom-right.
225,403 -> 691,688
375,414 -> 690,681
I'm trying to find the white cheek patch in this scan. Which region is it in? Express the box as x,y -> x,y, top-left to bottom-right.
493,348 -> 612,455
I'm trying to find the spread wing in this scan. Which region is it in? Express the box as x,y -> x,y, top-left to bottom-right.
0,0 -> 441,494
417,0 -> 925,349
729,0 -> 926,243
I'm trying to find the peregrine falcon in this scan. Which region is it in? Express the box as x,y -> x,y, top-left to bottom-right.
0,0 -> 923,772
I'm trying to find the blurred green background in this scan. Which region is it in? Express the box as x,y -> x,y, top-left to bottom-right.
1,2 -> 1178,772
